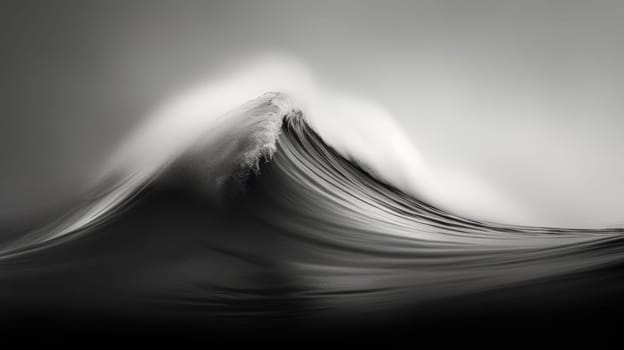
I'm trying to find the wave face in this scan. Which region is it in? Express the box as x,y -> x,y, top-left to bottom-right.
3,93 -> 624,329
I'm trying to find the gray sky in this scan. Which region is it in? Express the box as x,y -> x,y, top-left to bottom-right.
2,0 -> 624,227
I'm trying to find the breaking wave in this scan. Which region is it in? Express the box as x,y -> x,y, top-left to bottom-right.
2,67 -> 624,329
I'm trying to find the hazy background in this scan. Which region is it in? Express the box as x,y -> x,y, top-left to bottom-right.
1,0 -> 623,227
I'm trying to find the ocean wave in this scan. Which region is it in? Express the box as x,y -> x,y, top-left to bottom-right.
2,88 -> 624,327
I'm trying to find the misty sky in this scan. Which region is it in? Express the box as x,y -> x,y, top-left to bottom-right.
1,0 -> 624,227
